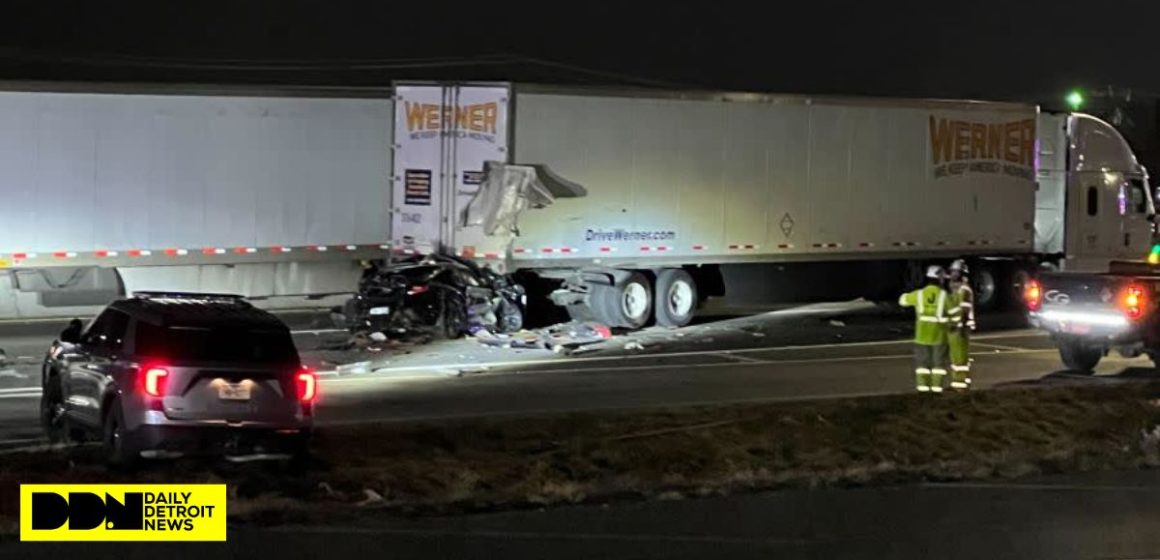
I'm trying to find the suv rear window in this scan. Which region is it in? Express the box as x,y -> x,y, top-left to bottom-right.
134,322 -> 298,364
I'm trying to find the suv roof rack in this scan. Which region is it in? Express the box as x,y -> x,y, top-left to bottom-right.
131,291 -> 250,305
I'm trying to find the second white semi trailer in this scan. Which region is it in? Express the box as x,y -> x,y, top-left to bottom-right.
390,83 -> 1154,328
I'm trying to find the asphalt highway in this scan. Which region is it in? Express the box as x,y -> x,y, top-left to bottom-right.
0,302 -> 1148,444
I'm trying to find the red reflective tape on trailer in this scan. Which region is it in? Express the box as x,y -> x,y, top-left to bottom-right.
777,244 -> 793,249
967,241 -> 977,246
483,252 -> 500,259
560,247 -> 575,254
272,246 -> 292,253
656,246 -> 669,252
640,246 -> 651,252
936,241 -> 947,246
164,248 -> 188,256
202,248 -> 226,255
859,243 -> 874,248
11,253 -> 27,260
314,246 -> 329,252
599,247 -> 613,253
345,245 -> 358,251
52,251 -> 75,259
728,244 -> 740,250
541,248 -> 554,254
513,248 -> 528,254
692,245 -> 706,251
378,244 -> 391,250
127,249 -> 146,257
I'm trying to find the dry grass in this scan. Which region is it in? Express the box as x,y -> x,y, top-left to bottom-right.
2,383 -> 1160,527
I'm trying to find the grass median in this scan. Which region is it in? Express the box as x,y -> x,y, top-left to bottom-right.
3,382 -> 1160,528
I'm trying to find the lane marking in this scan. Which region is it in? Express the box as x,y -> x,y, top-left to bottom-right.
291,329 -> 347,336
973,341 -> 1033,352
0,436 -> 45,445
0,387 -> 40,394
322,331 -> 1050,382
718,353 -> 769,364
325,348 -> 1058,384
0,393 -> 40,399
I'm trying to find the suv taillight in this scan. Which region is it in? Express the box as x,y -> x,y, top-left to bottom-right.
1121,284 -> 1147,320
142,367 -> 169,397
1024,279 -> 1043,312
296,368 -> 317,403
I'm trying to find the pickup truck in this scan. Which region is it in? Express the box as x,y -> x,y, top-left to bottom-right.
1026,260 -> 1160,372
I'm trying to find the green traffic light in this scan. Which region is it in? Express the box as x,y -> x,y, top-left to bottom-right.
1066,90 -> 1084,111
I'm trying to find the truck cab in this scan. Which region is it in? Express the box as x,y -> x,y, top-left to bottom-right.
1036,112 -> 1155,272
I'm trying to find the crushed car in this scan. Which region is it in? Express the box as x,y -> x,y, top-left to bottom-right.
333,253 -> 527,339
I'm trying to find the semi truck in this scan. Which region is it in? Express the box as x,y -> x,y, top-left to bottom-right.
391,83 -> 1154,328
0,81 -> 1151,328
0,82 -> 393,318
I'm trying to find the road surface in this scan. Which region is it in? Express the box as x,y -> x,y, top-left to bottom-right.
7,469 -> 1160,559
0,301 -> 1150,444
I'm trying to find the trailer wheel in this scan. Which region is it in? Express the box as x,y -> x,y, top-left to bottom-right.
972,264 -> 999,311
1007,267 -> 1032,309
1058,339 -> 1101,373
654,269 -> 697,328
600,272 -> 653,329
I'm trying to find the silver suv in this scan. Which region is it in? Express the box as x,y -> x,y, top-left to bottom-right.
41,292 -> 315,466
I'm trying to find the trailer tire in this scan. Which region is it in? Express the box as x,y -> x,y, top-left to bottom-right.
600,272 -> 653,329
654,269 -> 697,328
973,263 -> 999,311
1058,339 -> 1101,373
1006,267 -> 1032,309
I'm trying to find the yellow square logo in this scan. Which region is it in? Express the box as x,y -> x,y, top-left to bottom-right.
20,484 -> 227,541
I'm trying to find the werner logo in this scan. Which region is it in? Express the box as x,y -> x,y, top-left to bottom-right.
404,101 -> 499,143
929,116 -> 1035,180
21,484 -> 227,541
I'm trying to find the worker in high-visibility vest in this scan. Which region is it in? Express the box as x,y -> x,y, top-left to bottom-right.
898,265 -> 960,393
947,259 -> 975,390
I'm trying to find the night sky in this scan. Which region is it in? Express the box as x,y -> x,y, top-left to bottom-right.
0,1 -> 1156,104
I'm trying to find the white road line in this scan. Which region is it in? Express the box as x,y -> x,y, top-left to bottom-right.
973,341 -> 1032,352
322,330 -> 1051,381
0,436 -> 44,445
718,353 -> 769,364
291,329 -> 347,336
0,387 -> 40,394
326,348 -> 1058,383
0,393 -> 40,399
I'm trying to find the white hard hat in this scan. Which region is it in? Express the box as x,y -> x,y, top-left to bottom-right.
926,265 -> 944,279
949,259 -> 968,274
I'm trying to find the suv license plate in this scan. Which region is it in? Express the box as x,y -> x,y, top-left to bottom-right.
218,383 -> 251,401
1061,322 -> 1091,335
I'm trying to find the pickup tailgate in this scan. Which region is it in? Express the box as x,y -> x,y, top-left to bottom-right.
1032,272 -> 1148,335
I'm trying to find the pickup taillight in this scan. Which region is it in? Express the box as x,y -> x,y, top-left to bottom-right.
1121,284 -> 1147,320
1024,279 -> 1043,312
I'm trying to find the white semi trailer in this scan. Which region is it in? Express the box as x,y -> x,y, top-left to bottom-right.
0,83 -> 393,318
391,83 -> 1154,328
0,82 -> 1150,328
